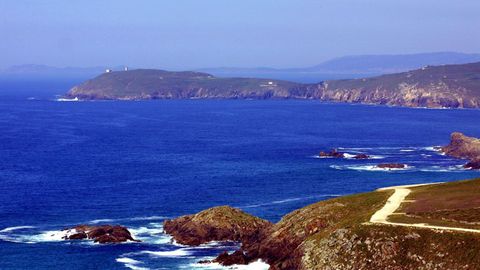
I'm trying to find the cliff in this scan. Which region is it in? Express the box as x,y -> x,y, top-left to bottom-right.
164,178 -> 480,269
66,62 -> 480,108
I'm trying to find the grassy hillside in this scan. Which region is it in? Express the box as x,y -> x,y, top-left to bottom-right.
165,178 -> 480,269
304,178 -> 480,269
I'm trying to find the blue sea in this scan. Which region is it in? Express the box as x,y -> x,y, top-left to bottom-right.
1,80 -> 480,269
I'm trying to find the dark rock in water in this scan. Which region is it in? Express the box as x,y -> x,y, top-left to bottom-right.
464,159 -> 480,170
68,231 -> 87,240
163,206 -> 272,246
319,149 -> 344,158
353,153 -> 369,159
214,250 -> 250,266
63,225 -> 139,244
377,163 -> 406,169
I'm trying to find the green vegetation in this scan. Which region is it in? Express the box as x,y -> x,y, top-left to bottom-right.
165,179 -> 480,269
390,178 -> 480,228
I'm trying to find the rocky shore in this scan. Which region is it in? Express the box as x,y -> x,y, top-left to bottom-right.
163,191 -> 392,269
442,132 -> 480,169
163,179 -> 480,270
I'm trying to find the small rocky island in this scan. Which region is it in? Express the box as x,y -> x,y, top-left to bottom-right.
376,163 -> 407,169
318,149 -> 369,159
442,132 -> 480,169
61,225 -> 139,244
65,62 -> 480,109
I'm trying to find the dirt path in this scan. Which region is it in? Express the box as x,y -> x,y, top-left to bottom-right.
369,183 -> 480,233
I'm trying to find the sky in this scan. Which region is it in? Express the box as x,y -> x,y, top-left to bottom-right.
1,0 -> 479,69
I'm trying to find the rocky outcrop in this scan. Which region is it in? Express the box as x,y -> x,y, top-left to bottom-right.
442,132 -> 480,170
376,163 -> 406,169
163,206 -> 272,246
163,191 -> 391,269
464,159 -> 480,170
353,153 -> 369,159
62,225 -> 139,244
319,149 -> 369,159
66,62 -> 480,109
318,149 -> 344,158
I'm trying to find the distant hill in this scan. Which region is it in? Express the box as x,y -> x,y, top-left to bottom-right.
66,61 -> 480,108
199,52 -> 480,82
308,52 -> 480,74
6,52 -> 480,83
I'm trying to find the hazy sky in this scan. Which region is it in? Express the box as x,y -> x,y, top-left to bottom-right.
1,0 -> 479,69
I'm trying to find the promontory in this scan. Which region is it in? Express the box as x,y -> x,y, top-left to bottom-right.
66,61 -> 480,108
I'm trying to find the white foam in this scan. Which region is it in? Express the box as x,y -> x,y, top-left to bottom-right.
88,216 -> 167,224
419,165 -> 467,172
342,153 -> 357,159
331,165 -> 411,172
0,226 -> 35,233
129,224 -> 172,244
422,146 -> 440,152
116,257 -> 149,270
56,97 -> 79,102
241,194 -> 341,209
116,257 -> 142,264
312,155 -> 333,159
189,260 -> 270,270
142,249 -> 193,258
0,228 -> 73,244
130,216 -> 167,221
90,219 -> 115,224
400,149 -> 415,152
29,229 -> 78,242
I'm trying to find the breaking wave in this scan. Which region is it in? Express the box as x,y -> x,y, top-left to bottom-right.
330,165 -> 412,172
116,257 -> 149,270
240,194 -> 341,209
0,220 -> 171,245
188,259 -> 270,270
89,216 -> 168,224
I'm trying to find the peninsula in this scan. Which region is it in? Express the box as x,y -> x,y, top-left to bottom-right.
66,61 -> 480,108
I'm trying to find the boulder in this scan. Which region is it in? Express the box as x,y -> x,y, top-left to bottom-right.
319,149 -> 345,158
353,153 -> 369,159
376,163 -> 406,169
464,159 -> 480,170
214,250 -> 250,266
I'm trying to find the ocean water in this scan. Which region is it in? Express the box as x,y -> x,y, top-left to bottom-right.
1,82 -> 480,269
